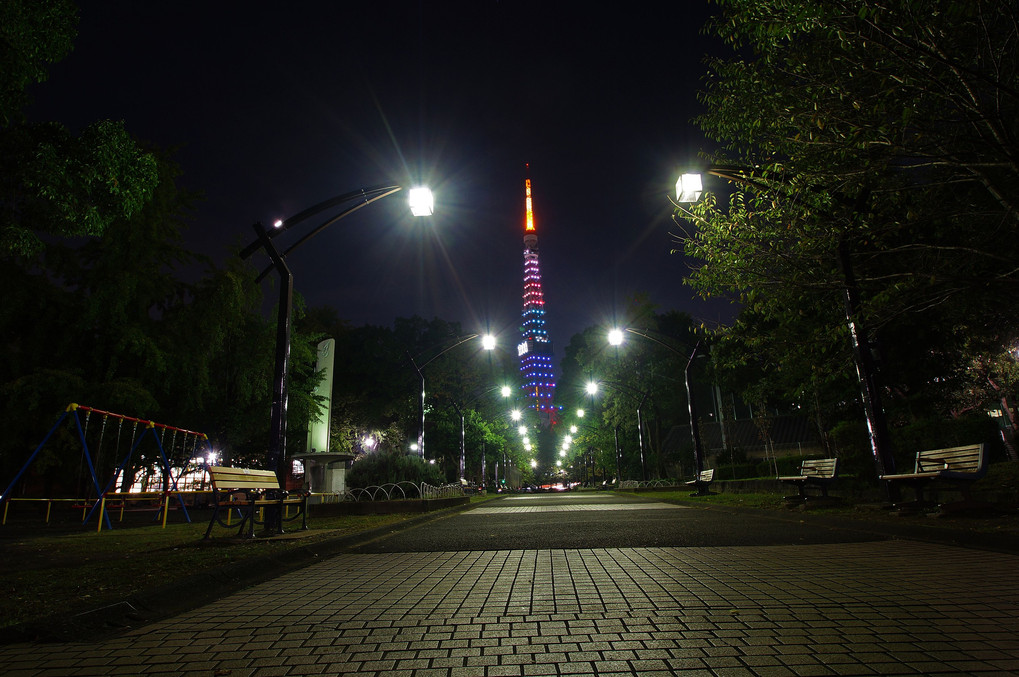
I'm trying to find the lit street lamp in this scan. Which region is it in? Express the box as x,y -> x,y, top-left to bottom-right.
586,378 -> 653,482
608,328 -> 707,481
451,381 -> 505,483
408,333 -> 495,461
241,185 -> 433,482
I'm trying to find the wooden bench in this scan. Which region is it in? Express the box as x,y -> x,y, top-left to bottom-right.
686,468 -> 714,495
879,443 -> 986,511
778,458 -> 839,501
203,466 -> 309,539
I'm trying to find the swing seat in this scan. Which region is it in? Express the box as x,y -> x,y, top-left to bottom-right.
203,466 -> 309,539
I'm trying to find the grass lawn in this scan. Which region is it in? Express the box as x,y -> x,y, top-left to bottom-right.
0,500 -> 477,633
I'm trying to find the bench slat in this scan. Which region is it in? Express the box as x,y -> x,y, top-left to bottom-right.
686,469 -> 714,483
778,458 -> 838,481
880,443 -> 985,483
209,466 -> 281,491
204,465 -> 308,539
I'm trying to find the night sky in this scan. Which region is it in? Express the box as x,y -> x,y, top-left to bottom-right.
29,1 -> 735,365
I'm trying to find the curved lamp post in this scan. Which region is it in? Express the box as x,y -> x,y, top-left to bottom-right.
676,170 -> 896,481
578,381 -> 623,481
407,333 -> 495,460
242,185 -> 434,481
449,381 -> 506,484
585,379 -> 653,482
608,327 -> 706,479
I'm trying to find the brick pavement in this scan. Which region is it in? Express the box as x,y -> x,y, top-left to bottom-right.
2,501 -> 1019,676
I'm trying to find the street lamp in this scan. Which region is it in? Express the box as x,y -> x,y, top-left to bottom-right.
451,381 -> 506,484
676,170 -> 896,481
608,328 -> 706,480
587,377 -> 652,482
241,184 -> 433,481
408,333 -> 495,460
675,173 -> 704,203
577,381 -> 624,483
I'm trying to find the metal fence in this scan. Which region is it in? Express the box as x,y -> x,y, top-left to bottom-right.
420,482 -> 467,500
618,479 -> 679,490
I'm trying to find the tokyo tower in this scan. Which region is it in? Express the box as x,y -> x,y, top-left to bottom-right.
518,169 -> 557,426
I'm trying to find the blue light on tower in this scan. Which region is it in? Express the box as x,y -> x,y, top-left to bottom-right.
519,170 -> 557,426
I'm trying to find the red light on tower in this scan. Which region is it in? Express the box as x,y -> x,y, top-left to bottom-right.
525,179 -> 535,232
518,166 -> 556,428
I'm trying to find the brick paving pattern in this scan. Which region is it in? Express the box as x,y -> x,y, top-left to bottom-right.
3,539 -> 1018,676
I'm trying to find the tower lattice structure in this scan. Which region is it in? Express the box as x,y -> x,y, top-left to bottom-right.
517,173 -> 557,426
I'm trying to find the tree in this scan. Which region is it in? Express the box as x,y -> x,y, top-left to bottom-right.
160,257 -> 276,465
1,1 -> 158,256
559,307 -> 703,480
678,0 -> 1019,443
0,0 -> 76,127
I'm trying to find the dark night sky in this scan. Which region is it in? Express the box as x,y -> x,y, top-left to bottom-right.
29,1 -> 737,366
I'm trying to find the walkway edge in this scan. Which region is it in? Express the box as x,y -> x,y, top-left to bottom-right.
3,497 -> 492,645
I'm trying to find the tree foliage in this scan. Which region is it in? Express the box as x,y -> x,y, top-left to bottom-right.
558,305 -> 705,480
0,0 -> 76,126
0,0 -> 158,256
679,0 -> 1019,437
312,315 -> 517,485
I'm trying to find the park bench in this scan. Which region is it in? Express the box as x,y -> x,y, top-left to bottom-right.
778,458 -> 839,501
879,443 -> 986,512
203,466 -> 309,539
686,468 -> 714,495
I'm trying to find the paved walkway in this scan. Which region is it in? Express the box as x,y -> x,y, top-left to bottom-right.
3,501 -> 1019,675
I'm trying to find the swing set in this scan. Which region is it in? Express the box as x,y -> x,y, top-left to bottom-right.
0,403 -> 214,531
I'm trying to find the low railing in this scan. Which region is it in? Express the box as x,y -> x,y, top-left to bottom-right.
343,481 -> 422,502
420,482 -> 467,500
618,479 -> 679,489
1,491 -> 207,530
3,480 -> 469,525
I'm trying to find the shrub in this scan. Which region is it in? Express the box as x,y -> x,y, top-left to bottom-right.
346,451 -> 445,488
762,455 -> 823,477
713,462 -> 757,480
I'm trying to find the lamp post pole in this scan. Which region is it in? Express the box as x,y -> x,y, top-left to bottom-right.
408,333 -> 495,461
251,224 -> 294,478
685,340 -> 705,475
635,390 -> 649,482
588,379 -> 654,482
613,425 -> 621,485
408,354 -> 426,460
608,328 -> 706,479
242,185 -> 434,482
452,382 -> 506,484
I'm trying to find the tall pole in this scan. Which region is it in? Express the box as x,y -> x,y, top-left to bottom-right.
459,408 -> 466,480
681,171 -> 896,489
614,328 -> 706,479
613,424 -> 622,483
407,334 -> 483,462
636,390 -> 649,482
415,362 -> 426,459
242,185 -> 432,480
838,236 -> 897,483
253,223 -> 293,482
685,340 -> 705,476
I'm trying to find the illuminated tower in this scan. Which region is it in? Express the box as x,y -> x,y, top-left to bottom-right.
518,170 -> 557,426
